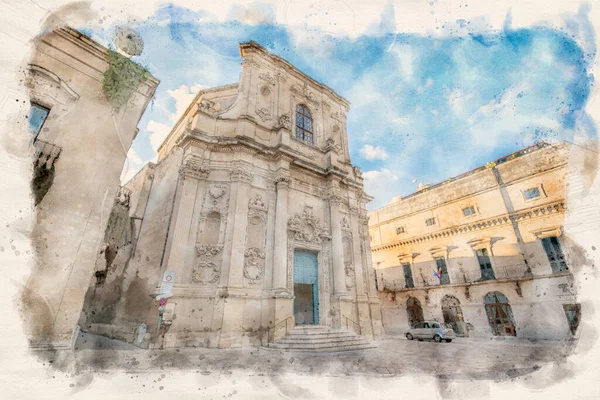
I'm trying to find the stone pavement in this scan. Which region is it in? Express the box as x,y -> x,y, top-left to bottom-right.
38,332 -> 575,380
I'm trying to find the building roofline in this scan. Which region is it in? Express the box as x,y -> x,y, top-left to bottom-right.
156,83 -> 238,155
239,41 -> 350,109
371,141 -> 567,214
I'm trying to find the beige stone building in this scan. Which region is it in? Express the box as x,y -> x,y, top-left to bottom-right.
81,41 -> 383,349
369,141 -> 595,340
11,27 -> 158,349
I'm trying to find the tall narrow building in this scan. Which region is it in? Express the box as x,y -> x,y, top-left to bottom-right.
82,41 -> 383,348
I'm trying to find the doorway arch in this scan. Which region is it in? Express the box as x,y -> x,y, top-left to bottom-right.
484,291 -> 516,336
441,295 -> 466,336
406,297 -> 424,326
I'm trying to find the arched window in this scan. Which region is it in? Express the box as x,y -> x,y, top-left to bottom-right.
484,291 -> 516,336
295,104 -> 314,145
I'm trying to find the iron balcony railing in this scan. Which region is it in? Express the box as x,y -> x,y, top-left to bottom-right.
382,263 -> 531,291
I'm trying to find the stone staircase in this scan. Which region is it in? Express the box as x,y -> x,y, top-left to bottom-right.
266,325 -> 376,352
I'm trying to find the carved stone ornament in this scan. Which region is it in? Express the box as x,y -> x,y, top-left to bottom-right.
209,185 -> 226,199
353,166 -> 363,178
115,187 -> 131,207
243,247 -> 266,284
179,159 -> 210,180
332,124 -> 340,133
248,194 -> 267,211
199,98 -> 219,115
341,216 -> 351,231
256,108 -> 272,122
331,111 -> 346,121
259,72 -> 276,85
287,205 -> 330,244
278,112 -> 291,129
192,245 -> 222,284
191,262 -> 220,284
290,83 -> 318,104
230,168 -> 253,184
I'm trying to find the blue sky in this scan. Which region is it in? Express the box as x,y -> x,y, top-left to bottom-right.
82,3 -> 596,210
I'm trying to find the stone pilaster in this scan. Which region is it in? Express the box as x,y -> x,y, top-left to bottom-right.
329,195 -> 346,296
227,167 -> 254,287
272,172 -> 290,293
165,159 -> 210,281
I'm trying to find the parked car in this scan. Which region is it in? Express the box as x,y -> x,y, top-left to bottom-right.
405,321 -> 455,343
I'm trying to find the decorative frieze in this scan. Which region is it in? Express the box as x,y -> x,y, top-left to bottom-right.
243,247 -> 266,284
331,111 -> 346,121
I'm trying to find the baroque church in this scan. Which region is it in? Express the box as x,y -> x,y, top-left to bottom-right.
81,41 -> 383,349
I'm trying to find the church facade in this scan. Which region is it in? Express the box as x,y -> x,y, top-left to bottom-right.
81,41 -> 383,348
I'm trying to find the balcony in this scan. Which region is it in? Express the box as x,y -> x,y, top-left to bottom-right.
381,264 -> 532,292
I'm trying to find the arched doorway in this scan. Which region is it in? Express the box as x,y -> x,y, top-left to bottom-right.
441,295 -> 466,336
484,292 -> 516,336
406,297 -> 424,326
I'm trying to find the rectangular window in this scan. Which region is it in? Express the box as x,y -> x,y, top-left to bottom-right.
425,217 -> 436,227
462,206 -> 476,217
435,257 -> 450,285
541,236 -> 568,273
402,262 -> 414,288
524,187 -> 541,200
476,248 -> 495,281
28,103 -> 50,139
396,226 -> 405,234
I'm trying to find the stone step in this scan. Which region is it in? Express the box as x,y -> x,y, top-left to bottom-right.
266,325 -> 375,353
285,331 -> 358,339
277,336 -> 367,345
268,342 -> 376,352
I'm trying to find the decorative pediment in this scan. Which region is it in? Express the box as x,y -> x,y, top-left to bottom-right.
532,226 -> 563,239
428,246 -> 447,258
467,237 -> 491,250
27,64 -> 80,105
288,205 -> 330,244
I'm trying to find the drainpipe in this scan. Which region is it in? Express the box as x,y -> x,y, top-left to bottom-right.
490,166 -> 532,276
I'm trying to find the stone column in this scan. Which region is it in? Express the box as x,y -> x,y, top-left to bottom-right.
272,174 -> 290,293
329,195 -> 346,296
166,159 -> 210,281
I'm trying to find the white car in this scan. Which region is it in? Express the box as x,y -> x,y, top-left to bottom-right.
405,321 -> 455,343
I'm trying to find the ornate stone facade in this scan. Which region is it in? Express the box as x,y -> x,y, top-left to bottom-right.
82,41 -> 382,349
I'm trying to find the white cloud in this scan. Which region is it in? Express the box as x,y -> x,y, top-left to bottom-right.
363,168 -> 399,210
167,84 -> 209,123
147,119 -> 173,157
360,144 -> 389,161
